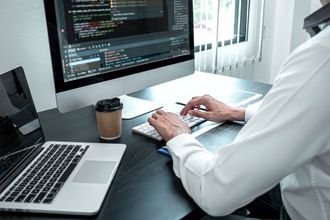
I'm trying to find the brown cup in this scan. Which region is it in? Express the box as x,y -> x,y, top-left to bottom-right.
95,98 -> 123,140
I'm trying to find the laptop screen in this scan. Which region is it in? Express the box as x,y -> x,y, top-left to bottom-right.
0,67 -> 44,180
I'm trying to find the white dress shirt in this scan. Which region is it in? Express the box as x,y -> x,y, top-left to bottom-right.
166,25 -> 330,219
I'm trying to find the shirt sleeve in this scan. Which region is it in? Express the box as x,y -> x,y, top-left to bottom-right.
244,101 -> 262,122
166,42 -> 330,216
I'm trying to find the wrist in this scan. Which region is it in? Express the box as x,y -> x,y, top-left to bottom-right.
166,128 -> 191,142
230,108 -> 245,121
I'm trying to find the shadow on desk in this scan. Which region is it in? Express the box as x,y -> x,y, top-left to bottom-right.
196,122 -> 243,152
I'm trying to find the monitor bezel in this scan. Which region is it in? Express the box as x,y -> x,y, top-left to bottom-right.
43,0 -> 194,93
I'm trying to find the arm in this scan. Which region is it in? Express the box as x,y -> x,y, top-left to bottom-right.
167,86 -> 329,216
166,44 -> 330,216
180,94 -> 262,123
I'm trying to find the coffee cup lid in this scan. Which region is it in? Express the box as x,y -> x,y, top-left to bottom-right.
95,98 -> 123,112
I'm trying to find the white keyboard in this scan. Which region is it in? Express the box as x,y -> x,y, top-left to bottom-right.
132,114 -> 206,141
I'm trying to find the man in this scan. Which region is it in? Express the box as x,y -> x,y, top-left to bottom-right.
148,1 -> 330,219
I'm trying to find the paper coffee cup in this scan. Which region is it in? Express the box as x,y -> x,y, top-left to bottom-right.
95,98 -> 123,140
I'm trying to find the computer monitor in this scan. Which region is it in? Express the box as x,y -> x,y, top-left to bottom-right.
44,0 -> 194,119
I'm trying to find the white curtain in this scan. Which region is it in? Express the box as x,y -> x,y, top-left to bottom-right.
194,0 -> 265,73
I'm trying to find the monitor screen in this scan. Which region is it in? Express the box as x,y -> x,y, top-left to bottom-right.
44,0 -> 194,116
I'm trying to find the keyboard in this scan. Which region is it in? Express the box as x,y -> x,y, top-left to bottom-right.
0,144 -> 89,204
132,114 -> 206,141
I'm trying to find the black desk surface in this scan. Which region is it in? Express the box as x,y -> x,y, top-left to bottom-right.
1,72 -> 271,220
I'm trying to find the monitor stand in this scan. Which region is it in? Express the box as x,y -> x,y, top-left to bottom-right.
119,95 -> 163,120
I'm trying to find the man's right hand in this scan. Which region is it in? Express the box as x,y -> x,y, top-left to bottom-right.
180,95 -> 246,122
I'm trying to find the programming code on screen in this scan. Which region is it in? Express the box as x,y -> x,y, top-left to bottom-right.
55,0 -> 191,82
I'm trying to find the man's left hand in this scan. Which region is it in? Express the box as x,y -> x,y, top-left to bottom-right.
148,110 -> 191,141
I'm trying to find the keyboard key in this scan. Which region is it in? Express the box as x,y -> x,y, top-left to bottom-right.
43,198 -> 53,204
10,192 -> 19,197
34,192 -> 47,203
58,163 -> 77,183
5,197 -> 15,202
19,182 -> 27,187
53,183 -> 62,189
14,186 -> 24,191
39,180 -> 47,184
32,189 -> 40,194
21,190 -> 30,195
24,194 -> 37,203
42,187 -> 51,192
50,188 -> 59,194
35,184 -> 43,189
26,185 -> 34,190
46,183 -> 54,188
46,193 -> 56,199
15,195 -> 27,202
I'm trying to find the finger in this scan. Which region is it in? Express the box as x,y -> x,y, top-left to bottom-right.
180,105 -> 190,116
148,117 -> 157,127
181,97 -> 205,115
151,112 -> 158,119
191,96 -> 200,100
181,104 -> 202,115
180,97 -> 198,115
156,109 -> 166,115
188,109 -> 209,119
181,104 -> 197,115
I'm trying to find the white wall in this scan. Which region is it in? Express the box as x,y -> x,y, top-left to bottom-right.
265,0 -> 316,81
0,0 -> 56,112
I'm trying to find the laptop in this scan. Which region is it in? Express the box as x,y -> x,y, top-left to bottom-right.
0,67 -> 126,215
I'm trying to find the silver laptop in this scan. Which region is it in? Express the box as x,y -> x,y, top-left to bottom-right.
0,67 -> 126,215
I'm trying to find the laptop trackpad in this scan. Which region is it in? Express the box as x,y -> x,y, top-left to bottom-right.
72,160 -> 116,184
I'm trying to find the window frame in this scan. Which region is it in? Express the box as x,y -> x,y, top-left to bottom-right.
194,0 -> 250,52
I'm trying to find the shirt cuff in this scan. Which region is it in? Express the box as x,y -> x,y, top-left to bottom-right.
244,101 -> 262,122
167,133 -> 203,150
166,133 -> 205,178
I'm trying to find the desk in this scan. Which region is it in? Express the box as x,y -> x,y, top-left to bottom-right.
1,72 -> 271,220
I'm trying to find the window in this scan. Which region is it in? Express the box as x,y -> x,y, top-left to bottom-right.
193,0 -> 265,73
194,0 -> 249,51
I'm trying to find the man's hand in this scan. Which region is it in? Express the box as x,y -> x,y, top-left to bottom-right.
148,110 -> 191,141
180,95 -> 245,122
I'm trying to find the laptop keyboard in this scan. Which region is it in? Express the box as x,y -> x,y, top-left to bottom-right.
0,144 -> 89,204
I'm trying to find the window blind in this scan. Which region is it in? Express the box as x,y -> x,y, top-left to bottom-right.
194,0 -> 265,73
